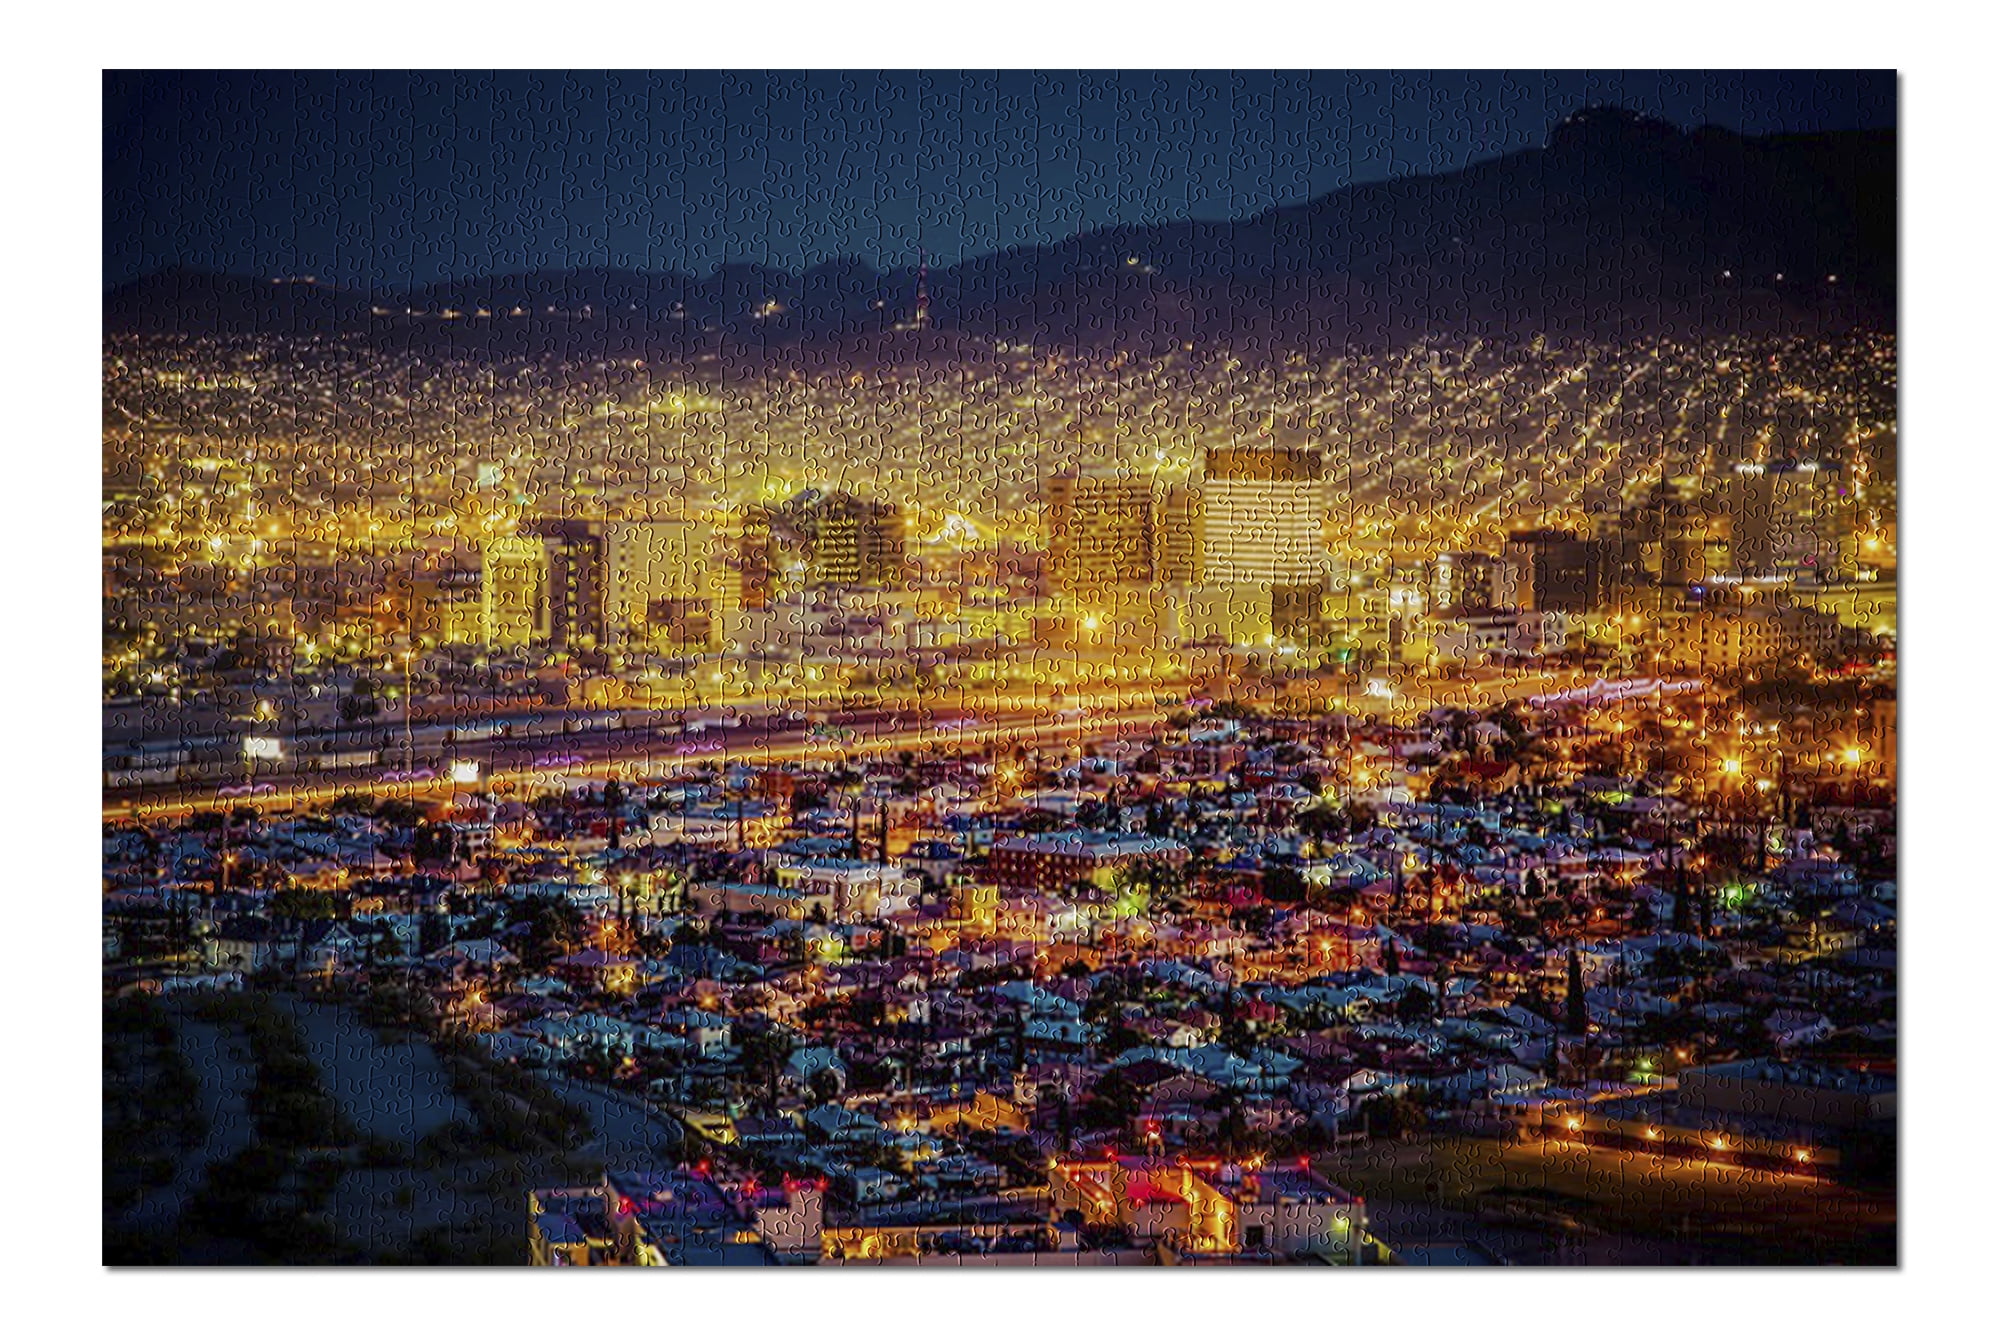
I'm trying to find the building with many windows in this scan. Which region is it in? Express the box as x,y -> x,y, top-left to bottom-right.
989,831 -> 1189,894
479,536 -> 547,649
532,520 -> 608,650
1048,469 -> 1158,590
1200,446 -> 1324,589
603,519 -> 722,650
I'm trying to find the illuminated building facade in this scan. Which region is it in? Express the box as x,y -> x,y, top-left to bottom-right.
604,520 -> 721,650
1200,446 -> 1325,588
534,520 -> 608,650
1047,469 -> 1158,590
1047,1156 -> 1369,1262
989,831 -> 1189,894
784,491 -> 906,589
410,568 -> 483,648
1432,550 -> 1498,614
1719,462 -> 1846,578
479,536 -> 547,649
1497,528 -> 1616,614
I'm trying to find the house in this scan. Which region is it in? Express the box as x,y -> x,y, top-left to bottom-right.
804,1104 -> 885,1145
787,1046 -> 851,1095
1763,1007 -> 1837,1051
201,916 -> 288,973
299,920 -> 369,975
428,937 -> 520,971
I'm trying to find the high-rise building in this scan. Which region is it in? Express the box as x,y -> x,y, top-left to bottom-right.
734,505 -> 776,610
1196,446 -> 1326,641
480,537 -> 547,649
1200,446 -> 1325,587
1618,488 -> 1721,588
1432,551 -> 1498,614
534,520 -> 608,649
1155,482 -> 1206,584
1047,470 -> 1158,591
1718,462 -> 1844,578
783,491 -> 905,589
411,568 -> 484,647
603,520 -> 720,650
1498,529 -> 1616,614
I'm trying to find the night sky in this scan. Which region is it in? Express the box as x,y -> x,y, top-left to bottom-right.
104,70 -> 1894,291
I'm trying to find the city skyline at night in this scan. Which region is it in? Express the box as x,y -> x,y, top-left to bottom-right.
102,67 -> 1898,1273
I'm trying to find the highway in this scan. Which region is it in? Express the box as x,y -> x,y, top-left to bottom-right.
101,664 -> 1627,822
101,703 -> 1170,820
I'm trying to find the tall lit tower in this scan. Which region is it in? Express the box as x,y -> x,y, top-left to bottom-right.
1047,469 -> 1158,592
1200,446 -> 1326,587
480,536 -> 547,649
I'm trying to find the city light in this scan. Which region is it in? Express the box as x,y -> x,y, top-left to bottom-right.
101,71 -> 1898,1272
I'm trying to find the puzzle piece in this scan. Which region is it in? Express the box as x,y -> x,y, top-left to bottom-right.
103,70 -> 1896,1267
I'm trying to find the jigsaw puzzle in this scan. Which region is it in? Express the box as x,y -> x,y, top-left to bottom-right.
102,70 -> 1897,1267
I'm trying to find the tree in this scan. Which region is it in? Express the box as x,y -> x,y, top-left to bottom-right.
271,889 -> 340,922
1262,865 -> 1308,905
1565,946 -> 1589,1036
1364,1093 -> 1427,1141
1394,985 -> 1434,1023
1671,862 -> 1694,934
602,779 -> 626,852
738,1025 -> 794,1111
1299,805 -> 1345,857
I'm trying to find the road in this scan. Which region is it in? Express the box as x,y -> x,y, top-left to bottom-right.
102,663 -> 1642,821
545,1076 -> 686,1169
102,704 -> 1168,819
1320,1134 -> 1894,1265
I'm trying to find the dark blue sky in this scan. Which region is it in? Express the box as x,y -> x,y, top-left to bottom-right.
104,70 -> 1894,290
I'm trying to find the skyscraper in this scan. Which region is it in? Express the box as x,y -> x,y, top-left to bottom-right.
783,491 -> 905,589
1200,446 -> 1326,587
1432,551 -> 1498,614
603,520 -> 722,650
1197,446 -> 1326,641
480,536 -> 547,649
411,567 -> 484,647
1497,529 -> 1615,614
735,505 -> 776,610
1154,482 -> 1206,585
1047,469 -> 1158,592
534,520 -> 608,649
1719,462 -> 1844,578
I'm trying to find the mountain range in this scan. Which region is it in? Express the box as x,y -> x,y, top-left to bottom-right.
105,107 -> 1894,355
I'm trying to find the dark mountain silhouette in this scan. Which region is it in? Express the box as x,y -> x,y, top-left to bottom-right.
103,267 -> 376,336
105,108 -> 1894,353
